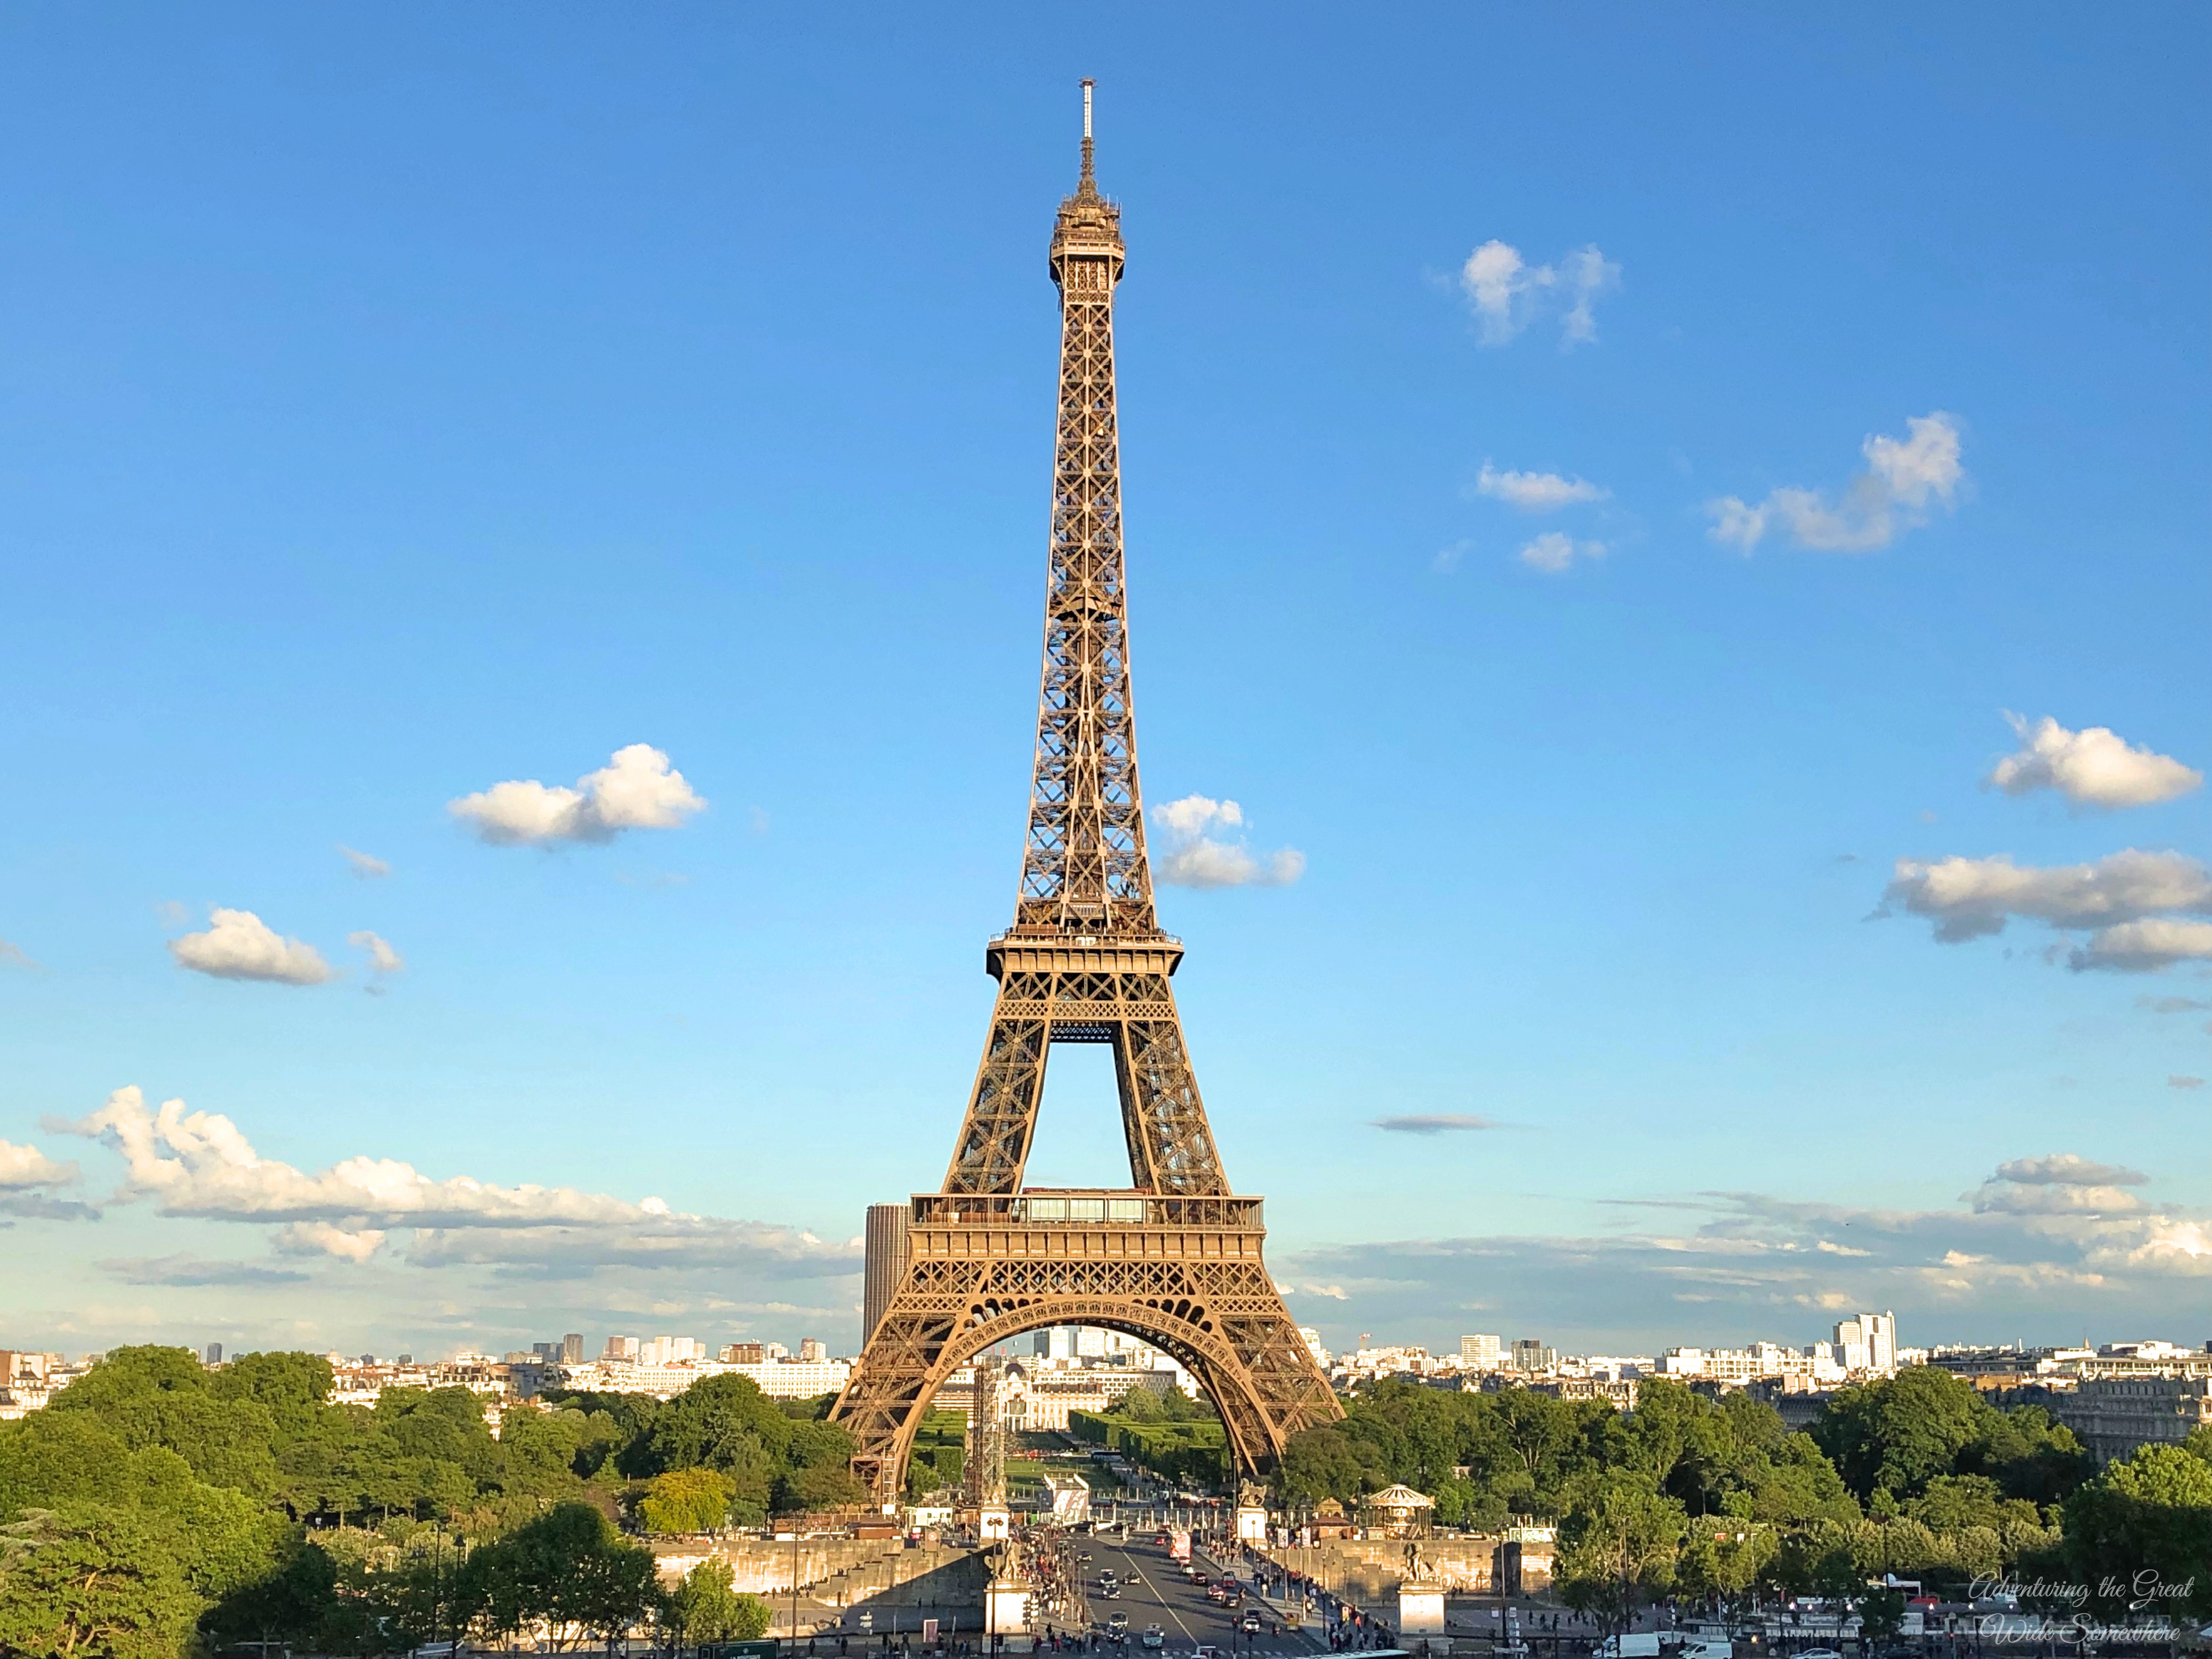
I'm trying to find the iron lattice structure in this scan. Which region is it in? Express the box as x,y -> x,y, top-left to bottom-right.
833,85 -> 1341,1508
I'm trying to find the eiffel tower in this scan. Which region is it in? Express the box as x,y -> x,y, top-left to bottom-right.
832,82 -> 1341,1509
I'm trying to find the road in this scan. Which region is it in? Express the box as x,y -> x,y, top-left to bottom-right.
1067,1533 -> 1322,1659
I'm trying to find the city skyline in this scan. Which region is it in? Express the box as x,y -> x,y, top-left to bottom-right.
2,8 -> 2206,1359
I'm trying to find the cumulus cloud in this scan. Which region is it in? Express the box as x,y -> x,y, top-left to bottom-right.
2069,918 -> 2212,973
1,1140 -> 80,1191
168,909 -> 335,985
1518,532 -> 1606,574
349,931 -> 404,976
1151,795 -> 1304,889
449,744 -> 706,847
53,1086 -> 856,1281
1989,714 -> 2200,810
338,846 -> 392,879
1995,1154 -> 2147,1187
1880,848 -> 2212,944
1709,413 -> 1963,554
1373,1114 -> 1501,1135
1474,463 -> 1608,512
1459,241 -> 1619,348
275,1220 -> 388,1261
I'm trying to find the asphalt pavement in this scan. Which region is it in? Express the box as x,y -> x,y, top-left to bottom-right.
1068,1533 -> 1323,1659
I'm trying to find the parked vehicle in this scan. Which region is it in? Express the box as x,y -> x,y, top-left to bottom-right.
1598,1637 -> 1664,1659
1141,1629 -> 1166,1650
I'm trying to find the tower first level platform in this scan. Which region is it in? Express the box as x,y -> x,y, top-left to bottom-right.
836,1189 -> 1338,1506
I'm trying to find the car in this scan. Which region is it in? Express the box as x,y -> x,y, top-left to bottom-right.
1796,1650 -> 1844,1659
1141,1629 -> 1166,1650
1206,1586 -> 1227,1603
1108,1614 -> 1130,1635
1240,1614 -> 1263,1635
1104,1588 -> 1123,1600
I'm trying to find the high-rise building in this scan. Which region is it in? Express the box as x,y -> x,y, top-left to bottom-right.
203,1342 -> 223,1366
1460,1334 -> 1501,1368
1510,1338 -> 1556,1373
1299,1328 -> 1329,1368
863,1202 -> 912,1343
603,1334 -> 640,1362
562,1333 -> 584,1364
800,1337 -> 827,1363
720,1342 -> 766,1364
1864,1312 -> 1898,1372
533,1341 -> 562,1364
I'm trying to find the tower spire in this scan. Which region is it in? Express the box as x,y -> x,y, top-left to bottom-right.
1080,77 -> 1095,190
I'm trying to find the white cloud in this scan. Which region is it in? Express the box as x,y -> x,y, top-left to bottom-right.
1880,848 -> 2212,943
53,1086 -> 856,1281
1150,795 -> 1304,889
2071,918 -> 2212,974
1155,795 -> 1243,838
1459,241 -> 1619,348
338,846 -> 392,879
348,931 -> 404,975
169,909 -> 335,986
1518,531 -> 1606,573
449,744 -> 706,847
1,1140 -> 79,1191
1994,1154 -> 2147,1187
1474,462 -> 1608,512
274,1220 -> 388,1262
0,938 -> 36,969
1989,714 -> 2201,810
1709,413 -> 1963,554
2172,1076 -> 2206,1091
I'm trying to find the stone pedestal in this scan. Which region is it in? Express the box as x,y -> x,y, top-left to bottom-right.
1398,1588 -> 1445,1635
1235,1504 -> 1269,1544
986,1580 -> 1030,1635
979,1505 -> 1011,1542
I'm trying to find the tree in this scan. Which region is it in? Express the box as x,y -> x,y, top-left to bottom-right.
640,1468 -> 737,1534
0,1504 -> 201,1659
1274,1426 -> 1377,1508
1812,1368 -> 1989,1501
2061,1443 -> 2212,1620
1555,1473 -> 1687,1635
460,1500 -> 660,1650
1856,1584 -> 1907,1644
666,1559 -> 772,1646
44,1347 -> 280,1499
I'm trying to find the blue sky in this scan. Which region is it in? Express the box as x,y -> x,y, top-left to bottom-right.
2,5 -> 2205,1362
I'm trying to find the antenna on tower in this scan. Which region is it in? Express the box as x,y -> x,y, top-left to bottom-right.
1079,78 -> 1095,186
